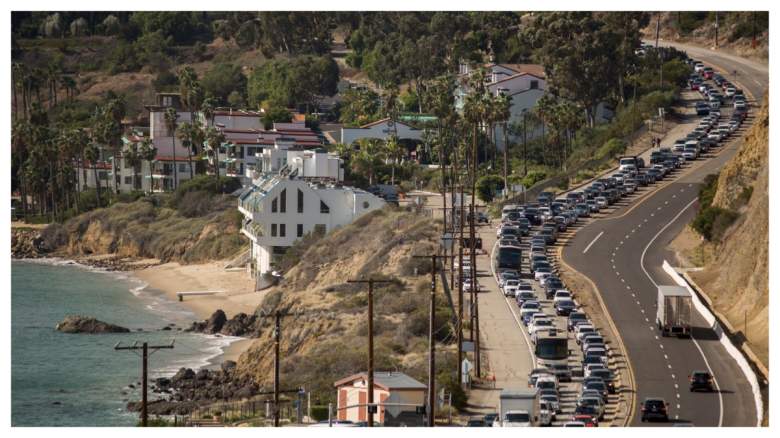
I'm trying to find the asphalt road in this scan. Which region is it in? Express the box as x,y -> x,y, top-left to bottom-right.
562,48 -> 765,426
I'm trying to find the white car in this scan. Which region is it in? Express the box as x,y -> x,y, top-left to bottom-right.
504,285 -> 519,298
539,402 -> 554,426
694,62 -> 705,72
595,197 -> 608,208
534,267 -> 552,282
725,87 -> 736,97
575,324 -> 596,344
529,318 -> 555,337
553,290 -> 573,304
499,410 -> 532,427
583,363 -> 607,378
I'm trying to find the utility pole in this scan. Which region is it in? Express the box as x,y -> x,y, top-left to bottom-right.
469,204 -> 480,377
715,12 -> 719,49
522,110 -> 528,177
114,340 -> 175,427
273,311 -> 281,427
655,12 -> 660,48
347,278 -> 392,427
457,184 -> 465,388
412,254 -> 441,427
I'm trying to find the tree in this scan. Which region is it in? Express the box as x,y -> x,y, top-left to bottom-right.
84,139 -> 102,207
138,138 -> 157,193
202,63 -> 247,105
204,127 -> 226,188
338,88 -> 380,126
476,175 -> 505,203
122,141 -> 143,190
247,55 -> 339,110
351,138 -> 382,186
163,107 -> 179,189
495,93 -> 512,197
384,136 -> 404,186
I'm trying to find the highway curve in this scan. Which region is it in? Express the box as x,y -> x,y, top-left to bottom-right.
563,48 -> 765,427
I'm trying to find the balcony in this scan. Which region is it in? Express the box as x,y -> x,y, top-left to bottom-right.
241,219 -> 264,242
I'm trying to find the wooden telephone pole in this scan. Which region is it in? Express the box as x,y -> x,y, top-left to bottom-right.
114,340 -> 175,427
347,278 -> 392,427
413,254 -> 443,427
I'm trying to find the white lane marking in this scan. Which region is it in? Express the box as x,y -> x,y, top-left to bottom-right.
644,219 -> 648,223
582,231 -> 604,254
640,197 -> 724,427
674,383 -> 678,389
625,234 -> 630,239
668,364 -> 673,369
677,404 -> 681,409
654,335 -> 659,340
626,286 -> 631,290
645,317 -> 649,322
672,374 -> 676,379
664,354 -> 669,360
620,241 -> 623,245
621,278 -> 625,283
660,344 -> 664,350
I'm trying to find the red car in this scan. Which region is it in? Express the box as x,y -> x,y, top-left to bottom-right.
573,414 -> 597,427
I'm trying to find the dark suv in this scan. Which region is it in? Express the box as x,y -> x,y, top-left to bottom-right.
640,398 -> 669,422
689,371 -> 714,392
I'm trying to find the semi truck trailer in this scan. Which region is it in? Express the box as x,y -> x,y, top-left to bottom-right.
656,285 -> 692,337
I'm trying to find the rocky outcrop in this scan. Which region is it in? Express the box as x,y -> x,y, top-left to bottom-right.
55,315 -> 130,334
187,310 -> 259,337
127,363 -> 261,415
187,310 -> 227,334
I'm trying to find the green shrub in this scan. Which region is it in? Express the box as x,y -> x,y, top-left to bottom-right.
520,171 -> 547,189
691,206 -> 739,241
310,405 -> 330,422
476,175 -> 505,203
596,138 -> 626,161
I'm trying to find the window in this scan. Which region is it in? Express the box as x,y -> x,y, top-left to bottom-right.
280,189 -> 287,213
124,176 -> 133,185
363,201 -> 370,209
320,200 -> 330,214
530,80 -> 539,90
297,224 -> 303,237
314,224 -> 327,235
297,189 -> 304,213
98,171 -> 108,180
179,163 -> 188,173
272,198 -> 278,213
272,246 -> 287,256
271,223 -> 277,237
279,224 -> 286,237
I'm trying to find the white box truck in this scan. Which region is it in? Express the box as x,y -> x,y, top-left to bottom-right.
495,389 -> 541,427
656,285 -> 692,337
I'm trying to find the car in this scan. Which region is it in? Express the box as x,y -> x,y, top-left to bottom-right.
466,418 -> 486,427
577,396 -> 606,420
529,318 -> 555,338
573,405 -> 600,426
582,379 -> 609,402
552,290 -> 572,304
595,196 -> 608,208
555,299 -> 577,316
575,324 -> 596,344
695,101 -> 710,115
539,402 -> 554,426
567,312 -> 588,331
534,266 -> 553,281
535,375 -> 559,393
483,413 -> 498,425
515,290 -> 536,306
641,398 -> 670,422
584,347 -> 609,366
689,370 -> 714,392
531,260 -> 552,274
519,301 -> 542,322
540,394 -> 560,415
725,87 -> 736,97
563,421 -> 586,427
590,368 -> 616,393
694,62 -> 704,73
583,363 -> 607,377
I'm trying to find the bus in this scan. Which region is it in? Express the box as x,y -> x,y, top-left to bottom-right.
496,245 -> 522,272
534,333 -> 571,381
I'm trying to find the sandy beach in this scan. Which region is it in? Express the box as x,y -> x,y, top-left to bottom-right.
133,261 -> 266,364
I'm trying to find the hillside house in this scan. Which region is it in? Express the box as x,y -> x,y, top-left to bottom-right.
238,143 -> 384,278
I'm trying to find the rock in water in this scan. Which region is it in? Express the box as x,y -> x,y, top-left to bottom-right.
55,315 -> 130,334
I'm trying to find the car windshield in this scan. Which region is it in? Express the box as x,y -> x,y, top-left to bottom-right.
645,400 -> 665,410
505,413 -> 530,422
692,373 -> 710,382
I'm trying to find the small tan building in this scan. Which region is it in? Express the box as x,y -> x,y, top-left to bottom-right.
334,371 -> 427,426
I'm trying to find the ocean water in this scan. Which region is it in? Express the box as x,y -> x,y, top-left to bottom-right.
11,260 -> 239,427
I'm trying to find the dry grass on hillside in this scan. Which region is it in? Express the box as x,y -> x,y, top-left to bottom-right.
234,207 -> 460,403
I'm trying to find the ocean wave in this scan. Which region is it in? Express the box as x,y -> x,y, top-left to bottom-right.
153,334 -> 245,376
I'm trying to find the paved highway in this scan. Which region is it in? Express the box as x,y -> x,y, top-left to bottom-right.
562,47 -> 765,426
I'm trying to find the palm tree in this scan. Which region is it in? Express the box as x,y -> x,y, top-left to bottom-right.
163,107 -> 180,190
122,141 -> 143,191
139,138 -> 157,193
352,138 -> 381,186
384,136 -> 404,186
201,97 -> 216,127
176,122 -> 196,179
496,93 -> 512,198
205,127 -> 226,189
84,139 -> 102,207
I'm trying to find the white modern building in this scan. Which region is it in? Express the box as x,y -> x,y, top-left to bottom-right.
238,143 -> 385,278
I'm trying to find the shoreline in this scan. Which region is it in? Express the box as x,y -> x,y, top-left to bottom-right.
131,261 -> 264,365
13,257 -> 261,368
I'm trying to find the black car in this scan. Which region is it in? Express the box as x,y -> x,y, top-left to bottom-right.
583,379 -> 609,402
483,413 -> 498,425
573,405 -> 600,425
641,398 -> 669,422
556,299 -> 577,316
590,369 -> 616,393
544,278 -> 564,299
466,419 -> 486,427
689,371 -> 714,392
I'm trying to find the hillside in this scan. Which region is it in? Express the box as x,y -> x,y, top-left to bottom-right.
641,12 -> 768,60
672,95 -> 768,368
15,190 -> 247,266
231,207 -> 460,405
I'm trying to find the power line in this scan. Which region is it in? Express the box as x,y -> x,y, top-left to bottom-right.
114,340 -> 175,427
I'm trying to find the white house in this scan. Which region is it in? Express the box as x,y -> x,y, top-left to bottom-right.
238,144 -> 384,278
334,371 -> 427,426
340,118 -> 423,145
